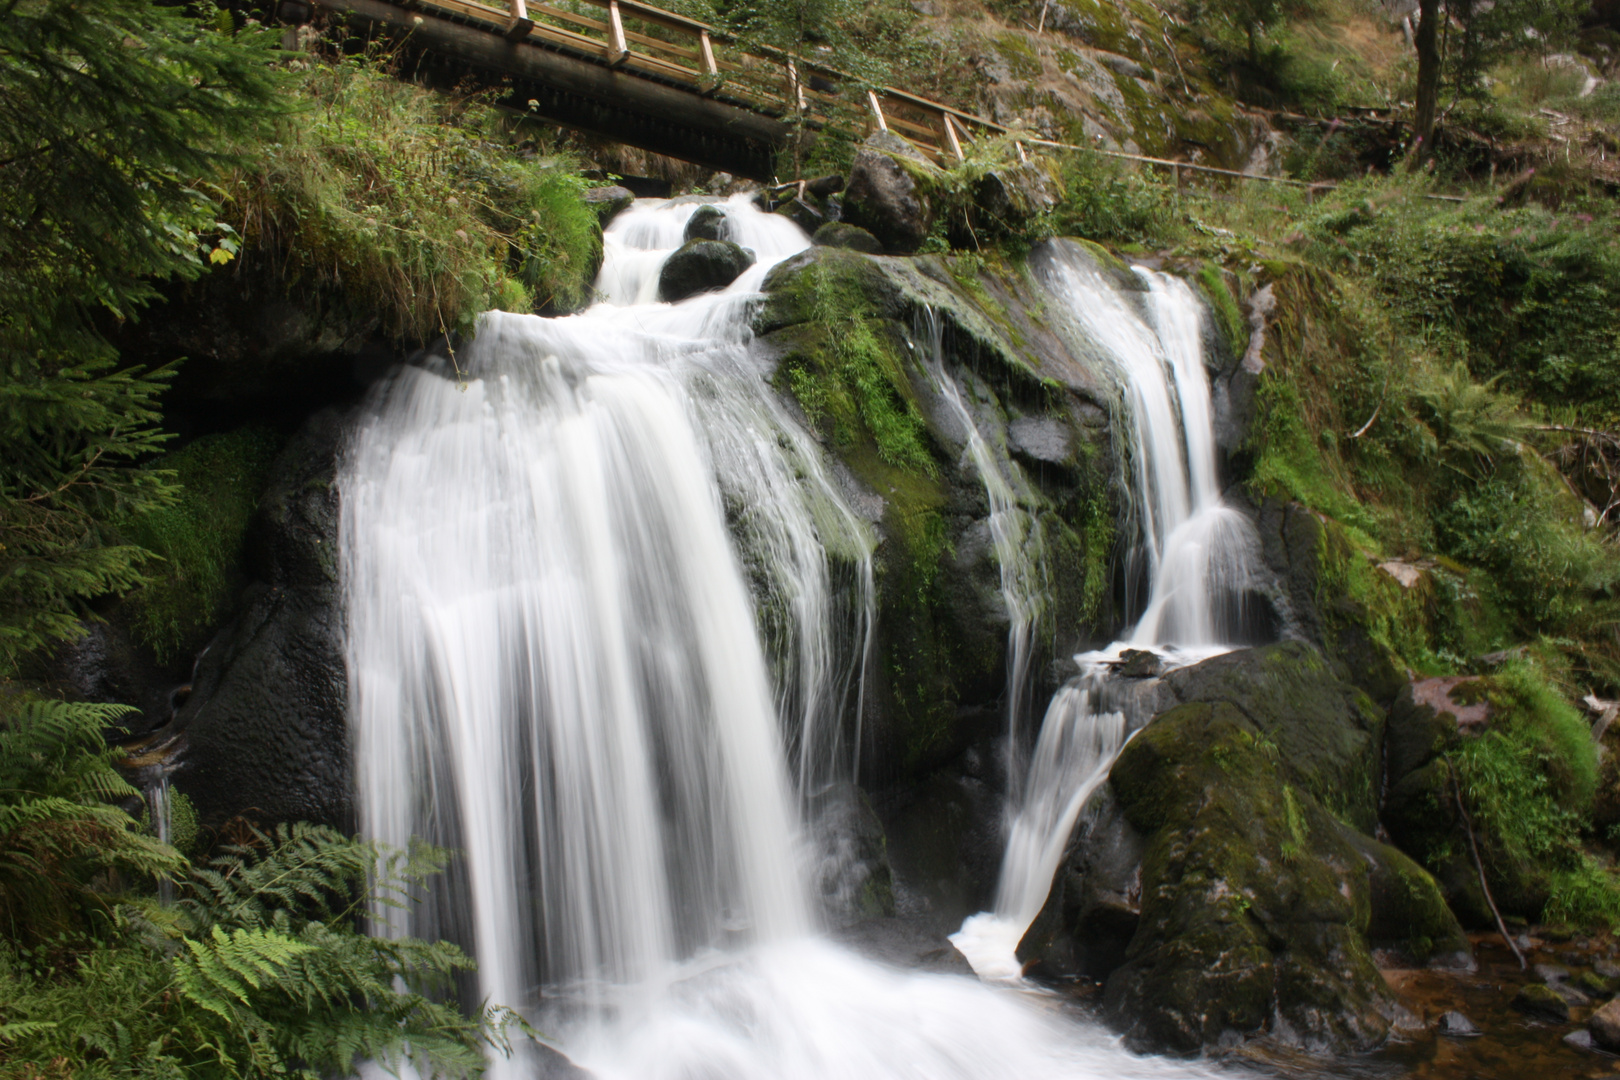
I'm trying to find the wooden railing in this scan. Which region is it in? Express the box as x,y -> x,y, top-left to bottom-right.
397,0 -> 1008,165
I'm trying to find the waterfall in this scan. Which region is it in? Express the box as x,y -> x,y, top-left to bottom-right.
343,197 -> 1224,1080
915,309 -> 1046,782
952,245 -> 1260,981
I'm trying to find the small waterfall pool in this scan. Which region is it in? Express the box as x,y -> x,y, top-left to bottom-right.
341,193 -> 1235,1079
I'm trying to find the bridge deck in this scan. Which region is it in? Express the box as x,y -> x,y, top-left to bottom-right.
309,0 -> 1007,179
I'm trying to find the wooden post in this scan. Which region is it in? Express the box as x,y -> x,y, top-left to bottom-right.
867,90 -> 888,132
699,30 -> 717,75
1015,139 -> 1027,163
786,59 -> 806,112
606,0 -> 628,64
942,113 -> 965,161
504,0 -> 533,40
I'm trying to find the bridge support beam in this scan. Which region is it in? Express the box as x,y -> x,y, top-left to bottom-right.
321,0 -> 793,179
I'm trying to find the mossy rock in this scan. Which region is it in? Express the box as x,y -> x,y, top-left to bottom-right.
753,242 -> 1120,781
1160,640 -> 1385,833
1104,698 -> 1399,1055
1513,982 -> 1571,1022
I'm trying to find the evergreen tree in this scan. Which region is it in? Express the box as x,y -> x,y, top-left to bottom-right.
0,0 -> 282,675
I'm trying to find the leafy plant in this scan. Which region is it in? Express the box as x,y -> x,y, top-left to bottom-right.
0,0 -> 282,676
0,693 -> 504,1078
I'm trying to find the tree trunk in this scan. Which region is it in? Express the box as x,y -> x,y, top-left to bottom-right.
1411,0 -> 1441,166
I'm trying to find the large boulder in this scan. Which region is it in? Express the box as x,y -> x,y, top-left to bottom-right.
1104,699 -> 1401,1055
1023,642 -> 1467,1003
584,184 -> 636,226
840,131 -> 940,255
658,239 -> 755,301
165,410 -> 351,830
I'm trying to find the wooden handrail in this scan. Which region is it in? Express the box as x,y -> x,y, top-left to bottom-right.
375,0 -> 1449,195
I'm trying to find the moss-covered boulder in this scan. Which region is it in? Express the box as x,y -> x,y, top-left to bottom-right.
812,221 -> 883,254
1024,641 -> 1467,1012
1160,640 -> 1385,833
1104,699 -> 1400,1055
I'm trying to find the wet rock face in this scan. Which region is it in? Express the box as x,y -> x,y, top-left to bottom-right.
169,410 -> 351,830
584,184 -> 636,226
658,239 -> 756,301
841,131 -> 937,255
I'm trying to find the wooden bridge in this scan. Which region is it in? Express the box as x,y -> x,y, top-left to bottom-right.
299,0 -> 1008,179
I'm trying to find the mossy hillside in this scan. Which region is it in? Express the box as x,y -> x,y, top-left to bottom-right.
1382,658 -> 1612,925
118,428 -> 285,664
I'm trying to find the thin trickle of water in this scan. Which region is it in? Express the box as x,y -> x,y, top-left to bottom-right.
147,776 -> 175,905
915,308 -> 1047,782
952,245 -> 1262,982
345,201 -> 1226,1080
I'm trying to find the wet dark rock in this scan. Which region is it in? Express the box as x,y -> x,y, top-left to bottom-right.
1017,785 -> 1143,981
584,185 -> 635,225
536,1044 -> 594,1078
774,196 -> 826,234
657,240 -> 756,302
1536,963 -> 1572,983
1007,415 -> 1074,466
167,410 -> 351,830
811,782 -> 897,924
1553,982 -> 1592,1007
811,221 -> 883,254
1591,998 -> 1620,1049
1595,959 -> 1620,979
1514,983 -> 1572,1022
1115,649 -> 1163,679
841,131 -> 938,254
1436,1010 -> 1482,1037
804,174 -> 845,199
683,203 -> 731,242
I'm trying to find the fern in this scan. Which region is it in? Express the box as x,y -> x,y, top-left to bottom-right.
0,698 -> 185,943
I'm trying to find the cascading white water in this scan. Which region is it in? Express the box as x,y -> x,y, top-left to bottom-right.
915,308 -> 1046,777
952,245 -> 1260,981
345,197 -> 1223,1080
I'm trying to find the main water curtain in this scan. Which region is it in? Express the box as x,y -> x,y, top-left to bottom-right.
340,196 -> 874,1014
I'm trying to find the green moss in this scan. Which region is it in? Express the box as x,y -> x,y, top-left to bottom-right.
121,428 -> 284,663
1195,262 -> 1248,359
992,32 -> 1044,79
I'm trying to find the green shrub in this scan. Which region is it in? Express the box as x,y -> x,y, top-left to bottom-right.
225,55 -> 601,340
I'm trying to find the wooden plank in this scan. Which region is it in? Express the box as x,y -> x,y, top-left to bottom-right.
942,113 -> 964,161
699,29 -> 716,74
606,0 -> 628,63
531,1 -> 606,31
